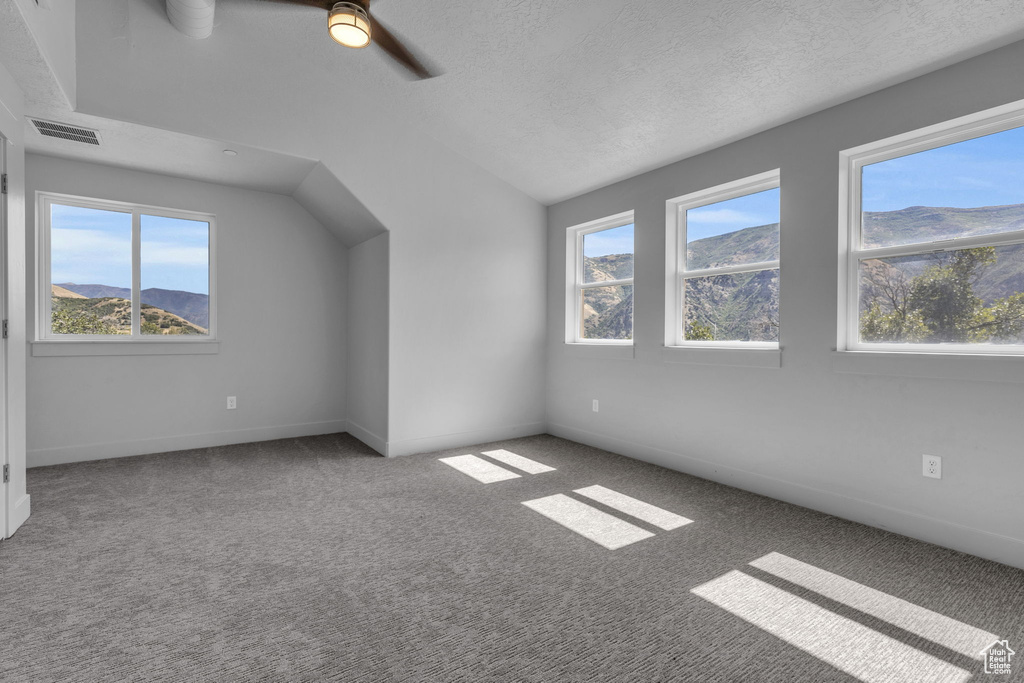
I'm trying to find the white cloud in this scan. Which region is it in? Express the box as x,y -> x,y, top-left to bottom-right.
50,229 -> 132,285
687,208 -> 760,224
142,242 -> 209,267
51,229 -> 131,268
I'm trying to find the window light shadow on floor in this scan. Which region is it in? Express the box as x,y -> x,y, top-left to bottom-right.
439,449 -> 693,550
481,449 -> 556,474
521,486 -> 692,550
439,450 -> 556,482
691,552 -> 999,683
522,493 -> 655,550
438,454 -> 522,483
574,484 -> 693,530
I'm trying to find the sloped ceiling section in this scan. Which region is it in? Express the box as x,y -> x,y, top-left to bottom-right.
0,0 -> 68,113
74,0 -> 1024,205
293,163 -> 387,247
1,1 -> 385,246
9,0 -> 76,108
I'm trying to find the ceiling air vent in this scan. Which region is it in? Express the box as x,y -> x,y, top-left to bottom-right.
30,119 -> 101,146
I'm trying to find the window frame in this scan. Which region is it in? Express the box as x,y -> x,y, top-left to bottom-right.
664,170 -> 781,350
564,210 -> 635,345
36,191 -> 217,343
839,106 -> 1024,356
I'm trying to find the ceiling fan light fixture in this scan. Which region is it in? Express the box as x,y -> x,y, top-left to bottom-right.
329,2 -> 371,49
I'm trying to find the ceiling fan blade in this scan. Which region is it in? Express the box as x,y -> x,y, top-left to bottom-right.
368,14 -> 436,80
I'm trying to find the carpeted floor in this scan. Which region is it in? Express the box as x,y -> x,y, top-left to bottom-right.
1,432 -> 1022,682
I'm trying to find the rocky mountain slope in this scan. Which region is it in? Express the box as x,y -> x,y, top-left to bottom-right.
56,283 -> 210,329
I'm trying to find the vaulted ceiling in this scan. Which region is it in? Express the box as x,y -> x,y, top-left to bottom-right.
9,0 -> 1024,216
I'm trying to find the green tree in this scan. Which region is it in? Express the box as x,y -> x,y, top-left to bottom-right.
685,321 -> 716,341
861,247 -> 1024,344
971,291 -> 1024,342
860,301 -> 930,342
51,308 -> 114,335
908,247 -> 994,342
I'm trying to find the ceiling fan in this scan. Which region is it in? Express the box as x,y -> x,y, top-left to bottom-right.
263,0 -> 437,79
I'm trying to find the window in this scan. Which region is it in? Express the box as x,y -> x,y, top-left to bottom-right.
841,110 -> 1024,355
665,171 -> 780,348
565,211 -> 634,344
38,193 -> 214,341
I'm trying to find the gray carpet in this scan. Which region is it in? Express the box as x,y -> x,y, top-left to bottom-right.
1,433 -> 1022,682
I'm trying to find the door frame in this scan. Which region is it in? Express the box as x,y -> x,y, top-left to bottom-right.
0,132 -> 7,539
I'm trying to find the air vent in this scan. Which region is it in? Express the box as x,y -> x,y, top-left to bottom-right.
30,119 -> 101,146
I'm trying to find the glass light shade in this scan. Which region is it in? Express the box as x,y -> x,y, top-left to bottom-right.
329,3 -> 371,48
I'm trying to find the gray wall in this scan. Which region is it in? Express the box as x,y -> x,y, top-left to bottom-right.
347,232 -> 389,454
26,155 -> 349,465
384,176 -> 549,456
546,40 -> 1024,570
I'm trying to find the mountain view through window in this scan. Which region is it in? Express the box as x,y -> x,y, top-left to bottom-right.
857,125 -> 1024,346
50,203 -> 210,336
683,187 -> 780,342
581,223 -> 633,340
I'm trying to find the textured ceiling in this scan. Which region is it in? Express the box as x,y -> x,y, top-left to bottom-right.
0,2 -> 317,195
20,0 -> 1024,205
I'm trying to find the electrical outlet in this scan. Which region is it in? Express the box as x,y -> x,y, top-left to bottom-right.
592,399 -> 599,413
923,454 -> 941,479
226,396 -> 237,410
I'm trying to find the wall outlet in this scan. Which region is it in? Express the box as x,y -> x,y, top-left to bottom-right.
592,399 -> 599,413
226,396 -> 237,410
923,454 -> 941,479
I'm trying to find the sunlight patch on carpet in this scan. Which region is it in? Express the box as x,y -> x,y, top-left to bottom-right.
574,485 -> 692,530
439,455 -> 521,483
692,570 -> 973,683
522,494 -> 654,549
481,449 -> 556,474
749,552 -> 996,659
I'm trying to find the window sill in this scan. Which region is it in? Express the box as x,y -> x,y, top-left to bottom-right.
661,345 -> 781,368
562,343 -> 635,360
832,350 -> 1024,383
32,340 -> 220,357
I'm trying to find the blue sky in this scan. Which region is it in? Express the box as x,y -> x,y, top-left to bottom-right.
862,125 -> 1024,212
584,223 -> 634,257
141,215 -> 210,294
51,205 -> 209,295
686,187 -> 780,243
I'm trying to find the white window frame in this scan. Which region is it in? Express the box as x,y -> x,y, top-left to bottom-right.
664,170 -> 780,350
36,192 -> 217,343
565,210 -> 635,345
839,104 -> 1024,356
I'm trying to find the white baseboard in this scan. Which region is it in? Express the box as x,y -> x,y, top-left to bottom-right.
386,421 -> 547,458
6,494 -> 31,538
347,420 -> 386,456
28,420 -> 350,468
548,422 -> 1024,571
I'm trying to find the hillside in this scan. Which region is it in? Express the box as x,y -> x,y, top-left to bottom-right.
584,253 -> 633,282
51,284 -> 86,299
582,202 -> 1024,341
581,285 -> 633,340
862,204 -> 1024,248
57,283 -> 210,328
688,222 -> 779,270
581,254 -> 634,339
684,269 -> 779,341
856,205 -> 1024,306
51,286 -> 207,335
